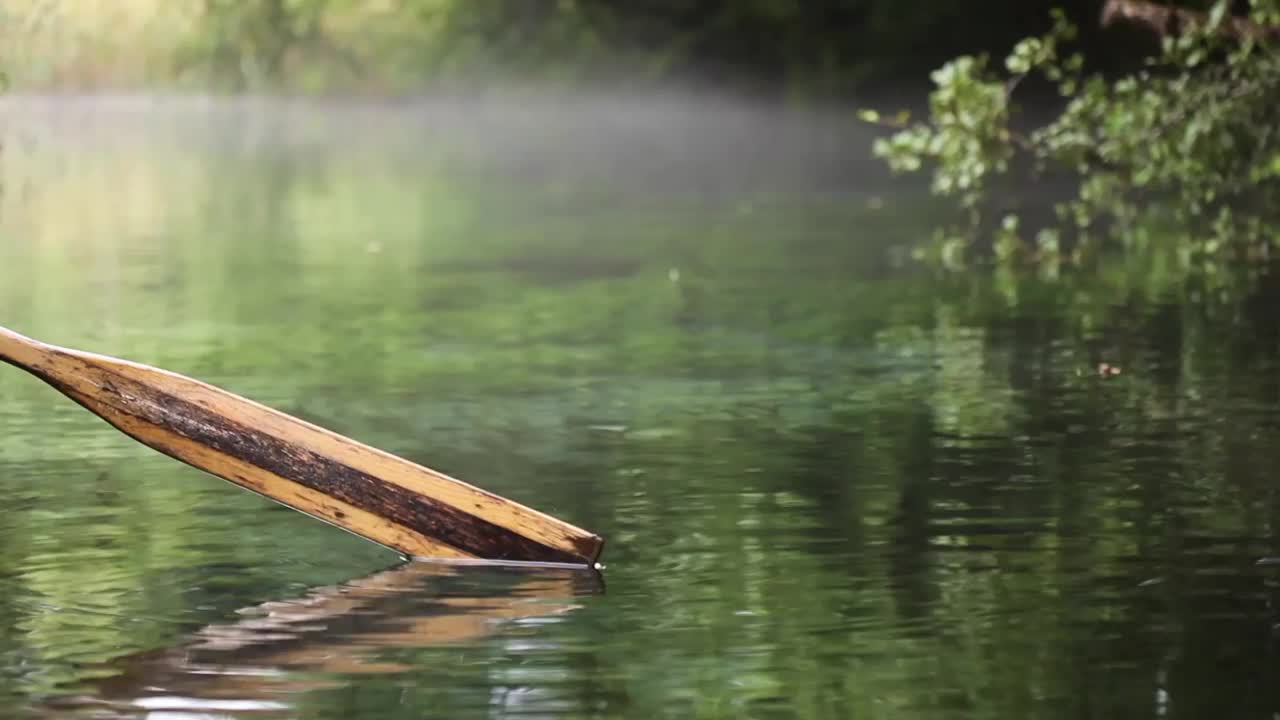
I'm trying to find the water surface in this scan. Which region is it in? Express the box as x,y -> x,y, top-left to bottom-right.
1,96 -> 1278,719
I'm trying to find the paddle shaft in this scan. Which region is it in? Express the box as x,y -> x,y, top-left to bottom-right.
0,325 -> 42,369
0,326 -> 602,565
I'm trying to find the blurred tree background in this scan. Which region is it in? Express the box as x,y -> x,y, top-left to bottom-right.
0,0 -> 1158,95
0,0 -> 1275,262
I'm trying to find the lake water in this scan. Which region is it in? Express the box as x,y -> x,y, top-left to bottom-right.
1,96 -> 1279,719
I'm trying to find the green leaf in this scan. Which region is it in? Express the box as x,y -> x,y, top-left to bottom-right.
1208,0 -> 1229,30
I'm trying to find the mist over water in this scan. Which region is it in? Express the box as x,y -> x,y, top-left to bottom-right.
0,91 -> 901,200
1,95 -> 1279,719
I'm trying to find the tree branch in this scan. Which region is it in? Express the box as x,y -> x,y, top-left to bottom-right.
1100,0 -> 1280,42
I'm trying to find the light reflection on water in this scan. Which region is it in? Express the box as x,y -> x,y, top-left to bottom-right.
1,97 -> 1280,719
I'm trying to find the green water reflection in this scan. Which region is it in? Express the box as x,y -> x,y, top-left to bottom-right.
1,98 -> 1279,719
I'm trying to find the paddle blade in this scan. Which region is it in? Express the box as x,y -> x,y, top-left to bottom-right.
6,336 -> 602,565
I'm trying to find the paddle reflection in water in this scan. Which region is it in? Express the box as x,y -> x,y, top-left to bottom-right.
44,561 -> 603,718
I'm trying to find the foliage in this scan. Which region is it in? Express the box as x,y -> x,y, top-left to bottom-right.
867,2 -> 1280,266
0,0 -> 1125,94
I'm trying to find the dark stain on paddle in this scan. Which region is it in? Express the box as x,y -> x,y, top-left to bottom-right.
48,359 -> 588,564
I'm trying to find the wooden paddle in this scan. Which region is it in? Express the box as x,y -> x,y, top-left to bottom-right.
0,325 -> 603,565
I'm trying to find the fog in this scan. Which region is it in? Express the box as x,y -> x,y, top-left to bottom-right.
0,91 -> 909,201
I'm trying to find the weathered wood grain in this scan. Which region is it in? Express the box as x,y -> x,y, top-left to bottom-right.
0,326 -> 603,564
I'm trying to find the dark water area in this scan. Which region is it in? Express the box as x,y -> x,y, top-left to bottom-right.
1,96 -> 1279,719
